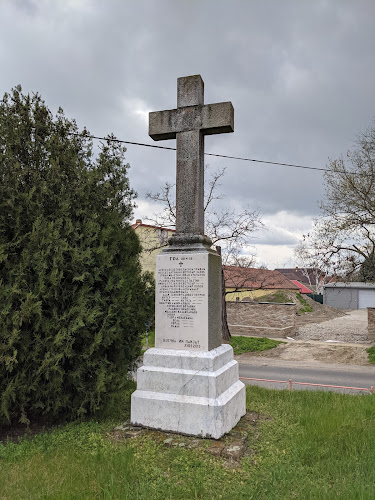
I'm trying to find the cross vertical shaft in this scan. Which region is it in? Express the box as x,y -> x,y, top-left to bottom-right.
176,76 -> 204,237
148,74 -> 234,245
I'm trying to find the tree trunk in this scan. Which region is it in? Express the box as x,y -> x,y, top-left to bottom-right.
216,246 -> 231,341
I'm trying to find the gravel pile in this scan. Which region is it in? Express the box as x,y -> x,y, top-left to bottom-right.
296,310 -> 371,344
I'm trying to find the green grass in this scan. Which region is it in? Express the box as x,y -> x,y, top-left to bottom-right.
142,329 -> 155,351
256,290 -> 290,303
367,345 -> 375,363
254,290 -> 313,314
295,292 -> 313,313
1,386 -> 374,499
230,335 -> 284,355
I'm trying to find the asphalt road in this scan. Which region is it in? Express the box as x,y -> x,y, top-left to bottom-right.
238,363 -> 375,394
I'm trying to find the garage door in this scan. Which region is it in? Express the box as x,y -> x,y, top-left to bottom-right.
358,289 -> 375,309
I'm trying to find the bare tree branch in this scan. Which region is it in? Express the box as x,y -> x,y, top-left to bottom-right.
143,164 -> 264,339
297,123 -> 375,282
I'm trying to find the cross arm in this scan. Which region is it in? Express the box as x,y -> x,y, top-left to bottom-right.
201,102 -> 234,136
149,101 -> 234,141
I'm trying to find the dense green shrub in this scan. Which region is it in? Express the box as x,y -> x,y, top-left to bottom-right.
0,86 -> 154,425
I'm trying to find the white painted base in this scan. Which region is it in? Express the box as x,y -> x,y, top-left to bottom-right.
131,344 -> 246,439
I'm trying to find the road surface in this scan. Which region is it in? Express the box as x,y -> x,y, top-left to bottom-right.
238,362 -> 375,394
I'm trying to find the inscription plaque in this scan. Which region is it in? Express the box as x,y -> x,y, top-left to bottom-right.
155,253 -> 209,351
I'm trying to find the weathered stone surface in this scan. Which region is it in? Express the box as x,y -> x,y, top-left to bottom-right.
155,248 -> 222,351
109,409 -> 260,465
130,75 -> 244,440
222,444 -> 245,460
177,74 -> 204,107
149,102 -> 234,140
131,344 -> 246,440
136,346 -> 239,398
206,441 -> 225,456
226,301 -> 297,338
148,74 -> 233,239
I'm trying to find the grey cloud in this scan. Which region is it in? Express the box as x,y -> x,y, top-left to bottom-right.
253,228 -> 300,246
0,0 -> 374,263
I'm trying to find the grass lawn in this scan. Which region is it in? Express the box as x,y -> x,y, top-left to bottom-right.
367,345 -> 375,364
295,292 -> 313,313
230,335 -> 284,355
142,329 -> 155,351
254,290 -> 313,314
1,386 -> 374,499
255,290 -> 291,303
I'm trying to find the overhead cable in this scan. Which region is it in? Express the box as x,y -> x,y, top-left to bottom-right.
71,132 -> 369,176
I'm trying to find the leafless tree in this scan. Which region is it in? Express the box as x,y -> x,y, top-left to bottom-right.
223,266 -> 294,299
145,166 -> 263,258
298,124 -> 375,281
293,243 -> 334,294
144,165 -> 264,340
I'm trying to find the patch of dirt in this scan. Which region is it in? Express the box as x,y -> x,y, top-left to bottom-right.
286,292 -> 348,327
234,293 -> 372,366
108,411 -> 263,467
0,421 -> 53,445
240,341 -> 371,366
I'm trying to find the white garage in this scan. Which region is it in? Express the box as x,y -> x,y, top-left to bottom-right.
358,289 -> 375,309
324,282 -> 375,310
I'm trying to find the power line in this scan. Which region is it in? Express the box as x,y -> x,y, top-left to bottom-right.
71,132 -> 368,176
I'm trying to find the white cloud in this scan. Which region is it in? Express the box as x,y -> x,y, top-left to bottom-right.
253,244 -> 297,270
243,210 -> 314,267
263,211 -> 313,234
122,98 -> 151,125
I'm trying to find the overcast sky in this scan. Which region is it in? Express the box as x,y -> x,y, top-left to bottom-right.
1,0 -> 374,268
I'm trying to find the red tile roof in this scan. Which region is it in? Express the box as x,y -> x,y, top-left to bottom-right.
290,280 -> 313,294
223,266 -> 300,290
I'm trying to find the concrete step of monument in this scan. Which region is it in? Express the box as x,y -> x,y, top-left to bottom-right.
136,359 -> 239,399
143,344 -> 234,372
131,380 -> 245,439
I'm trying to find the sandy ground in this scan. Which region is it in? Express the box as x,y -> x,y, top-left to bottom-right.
235,339 -> 372,367
235,305 -> 373,367
296,309 -> 369,343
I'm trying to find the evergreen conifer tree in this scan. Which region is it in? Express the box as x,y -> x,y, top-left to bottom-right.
0,86 -> 153,424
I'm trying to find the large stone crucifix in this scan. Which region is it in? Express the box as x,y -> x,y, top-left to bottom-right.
149,74 -> 234,243
131,75 -> 245,439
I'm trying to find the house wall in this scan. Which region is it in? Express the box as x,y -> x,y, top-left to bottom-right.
225,288 -> 275,302
226,301 -> 297,338
324,287 -> 359,310
134,225 -> 174,274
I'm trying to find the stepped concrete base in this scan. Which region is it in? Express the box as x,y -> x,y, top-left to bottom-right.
131,344 -> 246,439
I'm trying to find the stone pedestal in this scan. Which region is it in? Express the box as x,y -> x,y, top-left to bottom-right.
131,244 -> 246,439
131,344 -> 246,439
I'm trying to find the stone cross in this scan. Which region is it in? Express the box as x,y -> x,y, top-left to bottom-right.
149,75 -> 234,242
131,75 -> 246,438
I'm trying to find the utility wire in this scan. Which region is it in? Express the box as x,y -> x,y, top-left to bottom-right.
71,132 -> 368,176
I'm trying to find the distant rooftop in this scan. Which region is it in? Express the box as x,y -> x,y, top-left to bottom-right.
131,219 -> 175,232
275,267 -> 322,286
290,280 -> 313,294
324,282 -> 375,289
224,266 -> 299,290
